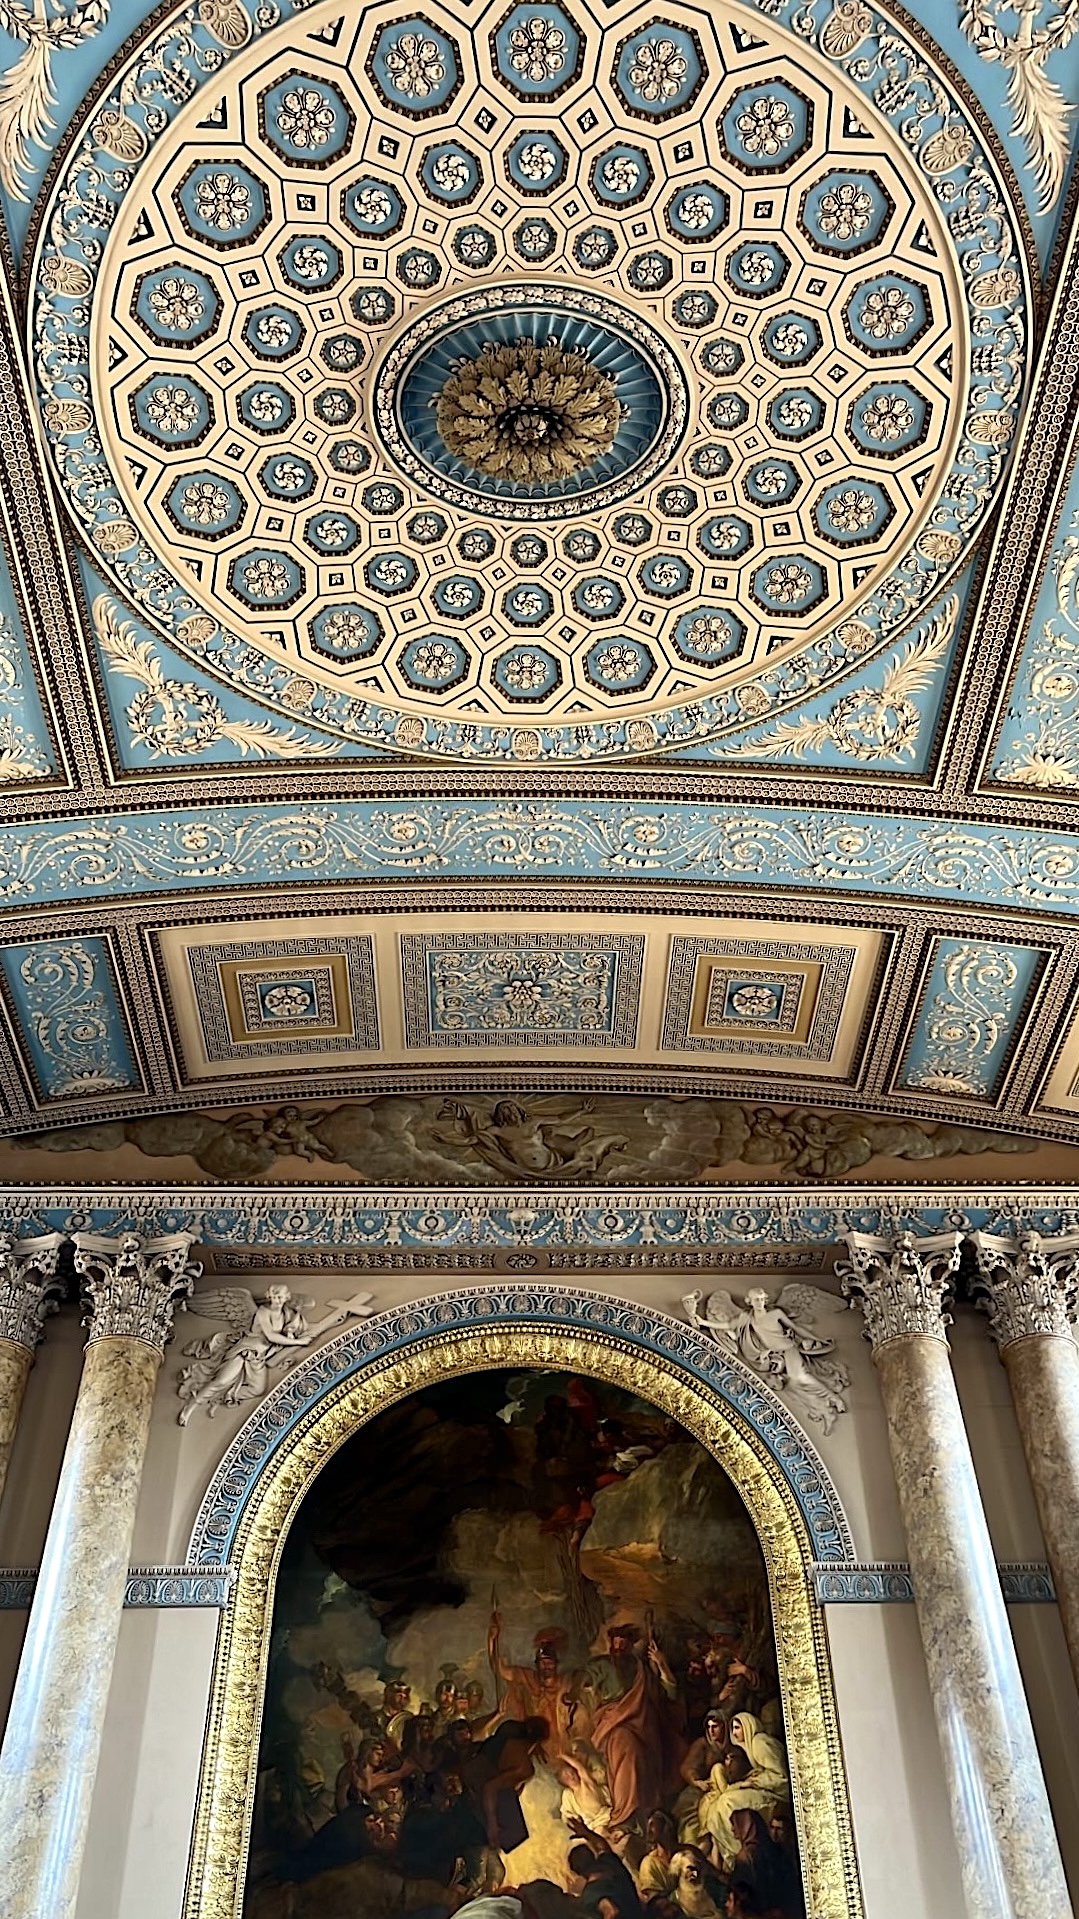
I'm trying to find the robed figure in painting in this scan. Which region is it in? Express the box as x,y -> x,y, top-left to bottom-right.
243,1369 -> 806,1919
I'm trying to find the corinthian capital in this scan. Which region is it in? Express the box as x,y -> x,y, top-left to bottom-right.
73,1230 -> 202,1353
836,1229 -> 962,1350
0,1233 -> 67,1351
970,1230 -> 1079,1348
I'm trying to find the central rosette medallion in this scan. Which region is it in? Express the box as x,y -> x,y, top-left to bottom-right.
36,0 -> 1016,760
373,285 -> 688,519
435,339 -> 623,484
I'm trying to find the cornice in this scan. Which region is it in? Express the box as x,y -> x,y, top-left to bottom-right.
2,1181 -> 1079,1249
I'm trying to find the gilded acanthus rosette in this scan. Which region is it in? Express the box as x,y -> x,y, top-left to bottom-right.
970,1229 -> 1079,1348
836,1228 -> 962,1350
0,1232 -> 67,1350
73,1230 -> 202,1352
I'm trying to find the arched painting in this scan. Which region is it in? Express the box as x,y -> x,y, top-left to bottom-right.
244,1368 -> 807,1919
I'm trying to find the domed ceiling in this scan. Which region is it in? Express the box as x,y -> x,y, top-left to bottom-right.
0,0 -> 1078,1213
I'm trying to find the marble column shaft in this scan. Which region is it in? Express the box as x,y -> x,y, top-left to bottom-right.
0,1233 -> 67,1510
0,1231 -> 199,1919
841,1230 -> 1071,1919
972,1229 -> 1079,1703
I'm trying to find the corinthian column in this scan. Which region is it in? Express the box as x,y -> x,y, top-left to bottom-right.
971,1228 -> 1079,1699
839,1229 -> 1070,1919
0,1232 -> 66,1508
0,1230 -> 199,1919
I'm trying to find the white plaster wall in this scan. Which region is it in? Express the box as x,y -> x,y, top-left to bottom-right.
0,1267 -> 1074,1917
823,1606 -> 964,1917
75,1610 -> 218,1919
135,1269 -> 910,1566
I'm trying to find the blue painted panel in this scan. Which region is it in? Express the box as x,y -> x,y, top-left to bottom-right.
1,801 -> 1079,914
674,572 -> 970,771
80,556 -> 357,768
898,938 -> 1045,1097
0,937 -> 140,1100
991,461 -> 1079,791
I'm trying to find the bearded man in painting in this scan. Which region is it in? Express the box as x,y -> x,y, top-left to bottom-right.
584,1624 -> 685,1831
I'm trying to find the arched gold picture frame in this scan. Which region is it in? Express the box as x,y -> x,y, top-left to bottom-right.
184,1319 -> 864,1919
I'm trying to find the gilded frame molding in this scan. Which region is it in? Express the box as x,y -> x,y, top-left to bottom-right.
183,1319 -> 864,1919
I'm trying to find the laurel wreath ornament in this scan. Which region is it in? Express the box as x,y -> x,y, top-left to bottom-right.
435,339 -> 623,483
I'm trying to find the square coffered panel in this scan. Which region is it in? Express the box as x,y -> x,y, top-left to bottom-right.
153,910 -> 882,1082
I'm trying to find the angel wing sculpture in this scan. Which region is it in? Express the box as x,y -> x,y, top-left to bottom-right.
176,1282 -> 375,1423
683,1282 -> 850,1434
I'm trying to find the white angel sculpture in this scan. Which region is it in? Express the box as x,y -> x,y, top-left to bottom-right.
176,1283 -> 375,1424
683,1284 -> 850,1433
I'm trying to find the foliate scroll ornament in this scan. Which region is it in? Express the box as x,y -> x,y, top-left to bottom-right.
0,1232 -> 66,1350
970,1229 -> 1079,1347
176,1283 -> 376,1422
836,1230 -> 962,1349
73,1230 -> 202,1352
959,0 -> 1079,213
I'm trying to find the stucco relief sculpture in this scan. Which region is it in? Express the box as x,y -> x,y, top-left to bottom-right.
176,1283 -> 375,1422
683,1285 -> 850,1432
11,1093 -> 1041,1183
960,0 -> 1079,208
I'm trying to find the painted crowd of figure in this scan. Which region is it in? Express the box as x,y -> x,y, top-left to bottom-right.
248,1609 -> 805,1919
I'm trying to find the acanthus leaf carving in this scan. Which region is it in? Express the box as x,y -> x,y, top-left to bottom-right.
959,0 -> 1079,212
93,596 -> 342,763
0,0 -> 110,201
721,596 -> 958,766
970,1228 -> 1079,1344
73,1229 -> 202,1351
0,1231 -> 66,1349
836,1228 -> 963,1348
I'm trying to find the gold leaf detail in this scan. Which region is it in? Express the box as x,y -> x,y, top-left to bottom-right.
436,339 -> 621,483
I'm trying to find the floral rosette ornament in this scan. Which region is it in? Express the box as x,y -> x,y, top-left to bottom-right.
435,339 -> 623,483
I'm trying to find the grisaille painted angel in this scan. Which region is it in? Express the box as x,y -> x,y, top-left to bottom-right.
176,1282 -> 375,1423
683,1283 -> 850,1433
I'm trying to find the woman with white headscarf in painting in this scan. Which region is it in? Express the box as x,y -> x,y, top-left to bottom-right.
695,1714 -> 790,1870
